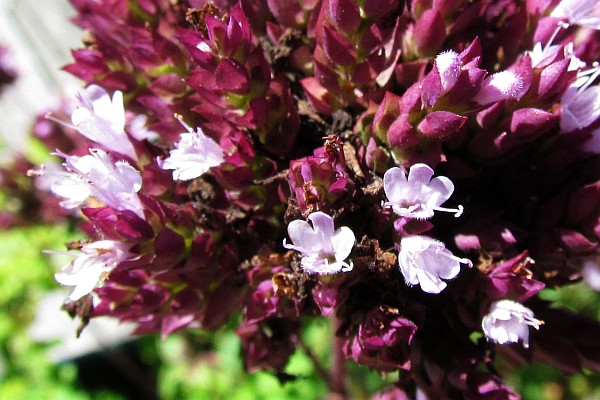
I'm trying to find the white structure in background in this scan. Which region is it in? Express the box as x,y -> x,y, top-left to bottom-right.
28,291 -> 134,362
0,0 -> 81,163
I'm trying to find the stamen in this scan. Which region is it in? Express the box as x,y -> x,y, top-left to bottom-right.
342,260 -> 353,272
522,314 -> 544,329
26,165 -> 46,177
578,62 -> 600,92
543,22 -> 567,54
432,204 -> 464,217
45,112 -> 77,131
42,249 -> 78,256
457,256 -> 473,268
174,113 -> 194,133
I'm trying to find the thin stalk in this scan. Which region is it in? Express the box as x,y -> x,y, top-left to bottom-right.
330,317 -> 347,396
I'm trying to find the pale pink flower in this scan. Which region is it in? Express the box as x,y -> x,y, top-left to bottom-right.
284,212 -> 355,274
128,114 -> 159,142
41,163 -> 92,210
560,65 -> 600,132
398,235 -> 471,294
71,85 -> 137,160
54,240 -> 133,301
161,116 -> 224,181
551,0 -> 600,30
383,163 -> 463,220
482,300 -> 543,348
53,149 -> 144,217
581,258 -> 600,291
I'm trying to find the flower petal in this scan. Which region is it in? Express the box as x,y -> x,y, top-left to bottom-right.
383,167 -> 409,203
406,163 -> 435,184
331,226 -> 355,262
287,219 -> 319,254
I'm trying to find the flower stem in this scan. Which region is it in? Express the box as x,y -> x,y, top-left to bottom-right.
330,317 -> 347,396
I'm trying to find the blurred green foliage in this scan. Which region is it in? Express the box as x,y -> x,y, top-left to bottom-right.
149,317 -> 393,399
503,283 -> 600,400
2,220 -> 600,399
0,223 -> 122,399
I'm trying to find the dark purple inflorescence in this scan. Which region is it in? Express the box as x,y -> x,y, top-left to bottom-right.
28,0 -> 600,398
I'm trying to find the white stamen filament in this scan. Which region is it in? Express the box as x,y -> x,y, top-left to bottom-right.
578,62 -> 600,93
432,204 -> 464,217
174,113 -> 194,133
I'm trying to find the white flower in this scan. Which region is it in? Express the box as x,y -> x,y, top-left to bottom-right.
560,65 -> 600,132
71,85 -> 137,160
53,149 -> 144,217
581,258 -> 600,291
283,211 -> 355,274
161,116 -> 224,181
55,240 -> 133,301
128,114 -> 159,142
551,0 -> 600,30
435,50 -> 462,95
482,300 -> 543,348
474,70 -> 524,105
383,163 -> 463,220
398,235 -> 472,294
42,164 -> 92,210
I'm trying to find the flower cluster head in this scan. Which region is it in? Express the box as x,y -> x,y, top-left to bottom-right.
23,0 -> 600,398
482,300 -> 543,348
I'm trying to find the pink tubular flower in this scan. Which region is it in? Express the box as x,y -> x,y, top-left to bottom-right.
383,163 -> 463,219
71,84 -> 137,160
283,212 -> 355,274
482,300 -> 543,348
53,149 -> 144,217
398,235 -> 472,294
54,240 -> 133,301
161,116 -> 224,181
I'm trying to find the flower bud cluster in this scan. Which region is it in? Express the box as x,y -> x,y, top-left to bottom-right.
301,0 -> 403,114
